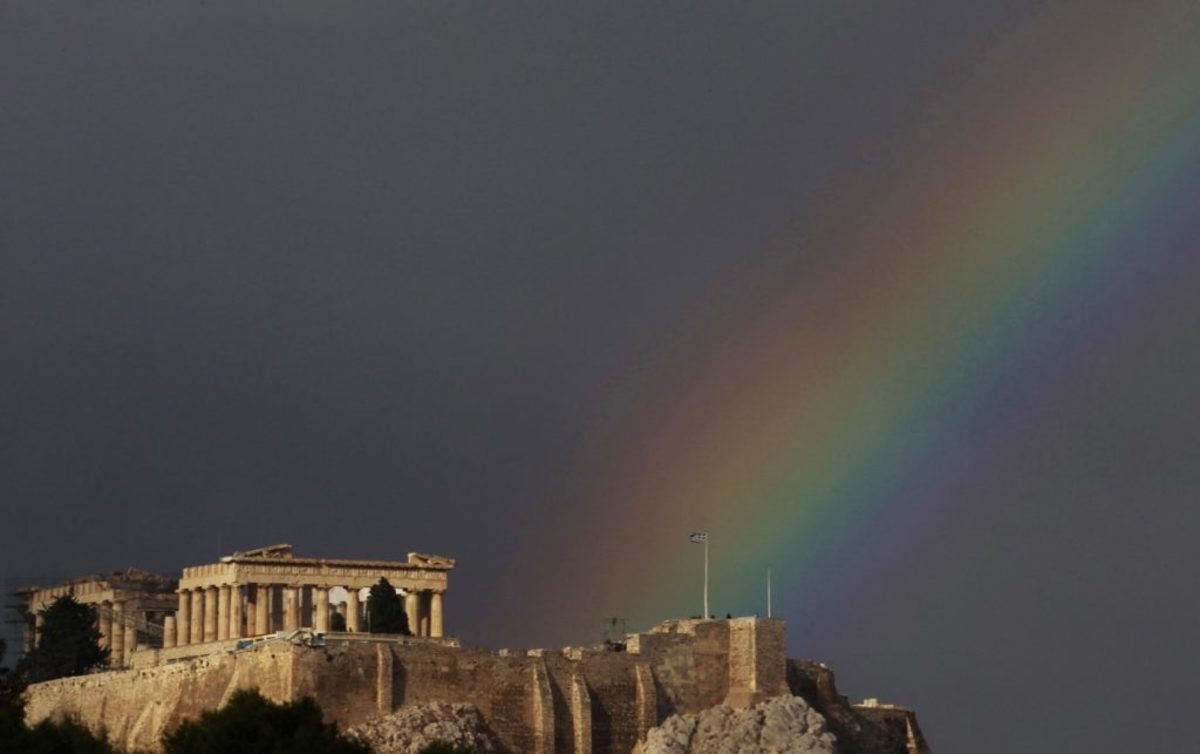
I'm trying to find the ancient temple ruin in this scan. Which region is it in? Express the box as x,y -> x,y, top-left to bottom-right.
19,548 -> 932,753
15,544 -> 455,667
15,569 -> 178,667
170,544 -> 454,648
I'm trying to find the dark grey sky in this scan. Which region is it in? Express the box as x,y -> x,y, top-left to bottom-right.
3,4 -> 1199,753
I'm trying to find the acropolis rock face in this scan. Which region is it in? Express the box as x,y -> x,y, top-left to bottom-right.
346,701 -> 502,753
24,618 -> 929,754
634,696 -> 836,754
19,548 -> 930,753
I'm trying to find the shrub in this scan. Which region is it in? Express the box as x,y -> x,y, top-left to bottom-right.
162,689 -> 370,754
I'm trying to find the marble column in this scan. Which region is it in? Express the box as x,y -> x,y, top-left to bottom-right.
110,603 -> 125,664
346,589 -> 361,632
419,591 -> 430,637
217,586 -> 231,641
255,585 -> 270,636
284,586 -> 299,631
177,591 -> 191,647
190,589 -> 204,645
203,587 -> 218,643
123,622 -> 137,665
163,615 -> 177,649
230,586 -> 244,639
245,587 -> 256,636
99,601 -> 114,651
314,587 -> 330,632
430,591 -> 445,638
405,591 -> 419,636
34,612 -> 45,648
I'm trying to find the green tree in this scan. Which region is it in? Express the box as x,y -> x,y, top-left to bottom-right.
366,578 -> 410,635
162,689 -> 369,754
21,717 -> 128,754
329,612 -> 347,632
17,595 -> 109,684
0,639 -> 129,754
0,638 -> 25,752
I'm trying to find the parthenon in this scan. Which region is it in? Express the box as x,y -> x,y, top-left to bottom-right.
16,544 -> 455,666
170,544 -> 454,648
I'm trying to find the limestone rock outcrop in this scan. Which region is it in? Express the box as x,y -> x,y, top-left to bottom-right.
635,695 -> 837,754
787,660 -> 928,754
345,701 -> 501,754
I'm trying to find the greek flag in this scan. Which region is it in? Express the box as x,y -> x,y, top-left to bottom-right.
689,532 -> 708,543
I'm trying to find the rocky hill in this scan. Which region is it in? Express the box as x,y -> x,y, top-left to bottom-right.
23,618 -> 930,753
634,696 -> 836,754
345,701 -> 502,754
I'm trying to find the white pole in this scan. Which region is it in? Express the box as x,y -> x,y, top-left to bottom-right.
767,567 -> 772,618
703,538 -> 709,619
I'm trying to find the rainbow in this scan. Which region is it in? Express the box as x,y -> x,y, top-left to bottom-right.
503,4 -> 1200,645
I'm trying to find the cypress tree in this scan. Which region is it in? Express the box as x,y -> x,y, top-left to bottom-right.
366,578 -> 410,635
17,595 -> 109,683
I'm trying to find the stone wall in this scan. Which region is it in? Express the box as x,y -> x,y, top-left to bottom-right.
24,618 -> 876,754
23,645 -> 295,751
786,658 -> 931,754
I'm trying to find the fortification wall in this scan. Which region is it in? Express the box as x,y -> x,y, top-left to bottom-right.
23,645 -> 295,751
24,618 -> 791,754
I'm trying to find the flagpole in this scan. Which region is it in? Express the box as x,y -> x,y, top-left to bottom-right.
767,567 -> 772,618
703,537 -> 709,619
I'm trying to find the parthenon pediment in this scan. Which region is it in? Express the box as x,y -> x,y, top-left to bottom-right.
407,552 -> 456,568
229,544 -> 295,560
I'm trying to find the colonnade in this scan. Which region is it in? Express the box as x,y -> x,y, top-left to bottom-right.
166,583 -> 446,648
92,601 -> 169,666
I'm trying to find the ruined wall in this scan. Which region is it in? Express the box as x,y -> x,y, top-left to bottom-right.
786,658 -> 931,754
25,618 -> 814,754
